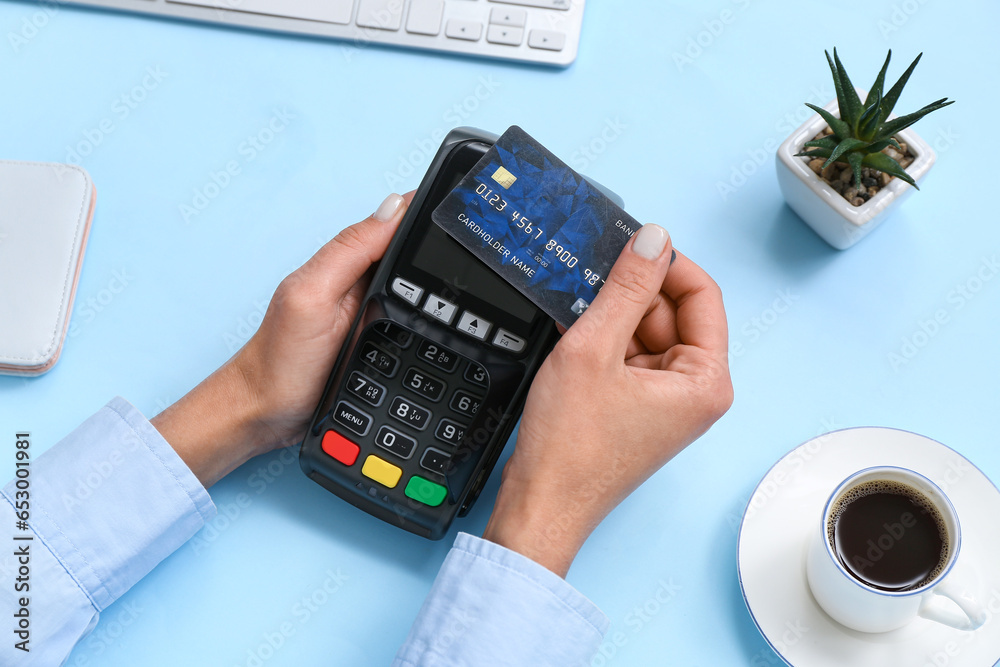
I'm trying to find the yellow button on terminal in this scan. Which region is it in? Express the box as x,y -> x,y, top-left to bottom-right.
361,455 -> 402,489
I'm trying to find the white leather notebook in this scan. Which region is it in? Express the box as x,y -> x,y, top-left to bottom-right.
0,161 -> 96,376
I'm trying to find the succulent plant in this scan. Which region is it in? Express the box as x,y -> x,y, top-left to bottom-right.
797,49 -> 953,191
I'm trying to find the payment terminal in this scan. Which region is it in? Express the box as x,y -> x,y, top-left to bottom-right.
300,127 -> 615,539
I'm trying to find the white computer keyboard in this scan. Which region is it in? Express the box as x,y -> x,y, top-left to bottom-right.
66,0 -> 585,66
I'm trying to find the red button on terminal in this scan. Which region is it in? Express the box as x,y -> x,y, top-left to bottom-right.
322,430 -> 360,466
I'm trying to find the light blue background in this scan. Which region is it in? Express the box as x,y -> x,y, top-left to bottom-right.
2,0 -> 999,665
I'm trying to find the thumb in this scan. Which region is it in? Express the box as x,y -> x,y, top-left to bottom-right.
573,223 -> 672,358
301,192 -> 411,296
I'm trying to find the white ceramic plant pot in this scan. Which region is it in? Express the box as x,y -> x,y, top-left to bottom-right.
775,92 -> 936,250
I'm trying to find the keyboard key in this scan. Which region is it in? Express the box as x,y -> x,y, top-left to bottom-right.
373,320 -> 413,348
486,24 -> 523,46
456,310 -> 491,341
346,370 -> 386,407
490,0 -> 571,9
405,476 -> 448,507
421,447 -> 452,475
388,396 -> 431,430
374,425 -> 416,460
362,455 -> 403,488
391,277 -> 424,306
406,0 -> 444,35
422,293 -> 458,325
321,430 -> 360,466
492,328 -> 526,353
434,418 -> 466,447
528,29 -> 565,51
417,340 -> 459,372
450,390 -> 482,418
333,401 -> 372,437
170,0 -> 355,24
489,7 -> 526,26
445,19 -> 483,41
359,341 -> 399,377
403,367 -> 446,402
464,362 -> 488,387
356,0 -> 404,30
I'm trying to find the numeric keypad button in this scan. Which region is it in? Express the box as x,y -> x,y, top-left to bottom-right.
464,362 -> 488,387
417,340 -> 459,373
374,426 -> 416,460
373,320 -> 413,348
346,371 -> 386,407
434,419 -> 466,447
403,367 -> 445,402
359,341 -> 399,377
388,396 -> 431,431
450,390 -> 482,418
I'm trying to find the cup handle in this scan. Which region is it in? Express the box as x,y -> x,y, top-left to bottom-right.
918,579 -> 987,631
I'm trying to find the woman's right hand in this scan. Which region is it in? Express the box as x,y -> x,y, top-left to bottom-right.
483,223 -> 733,577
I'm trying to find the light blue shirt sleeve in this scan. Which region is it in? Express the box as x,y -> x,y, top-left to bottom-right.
394,532 -> 609,667
1,397 -> 607,666
0,397 -> 216,667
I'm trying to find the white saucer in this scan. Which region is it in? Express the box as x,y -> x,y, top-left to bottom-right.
737,427 -> 1000,666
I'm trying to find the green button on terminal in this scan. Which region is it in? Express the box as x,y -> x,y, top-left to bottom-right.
404,476 -> 447,507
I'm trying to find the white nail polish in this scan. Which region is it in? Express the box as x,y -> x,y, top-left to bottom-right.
632,224 -> 669,260
374,193 -> 404,222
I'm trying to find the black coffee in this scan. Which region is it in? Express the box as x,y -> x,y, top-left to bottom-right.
828,480 -> 950,592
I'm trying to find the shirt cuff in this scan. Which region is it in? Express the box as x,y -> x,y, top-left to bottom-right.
2,397 -> 216,611
395,532 -> 608,667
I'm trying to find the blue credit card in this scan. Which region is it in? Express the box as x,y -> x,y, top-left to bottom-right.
431,126 -> 641,329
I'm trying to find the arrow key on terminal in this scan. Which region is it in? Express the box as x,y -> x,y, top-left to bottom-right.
423,293 -> 458,325
457,310 -> 491,340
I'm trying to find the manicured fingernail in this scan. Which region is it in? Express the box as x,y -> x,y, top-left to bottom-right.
632,224 -> 669,260
374,193 -> 404,222
670,249 -> 677,265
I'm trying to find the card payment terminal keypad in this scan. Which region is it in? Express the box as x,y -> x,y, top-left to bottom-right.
320,319 -> 489,508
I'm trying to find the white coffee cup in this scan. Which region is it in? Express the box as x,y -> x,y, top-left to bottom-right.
806,466 -> 987,633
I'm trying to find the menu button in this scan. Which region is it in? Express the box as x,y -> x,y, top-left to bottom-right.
333,401 -> 372,437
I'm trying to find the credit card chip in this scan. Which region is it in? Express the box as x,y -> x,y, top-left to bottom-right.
491,166 -> 517,189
